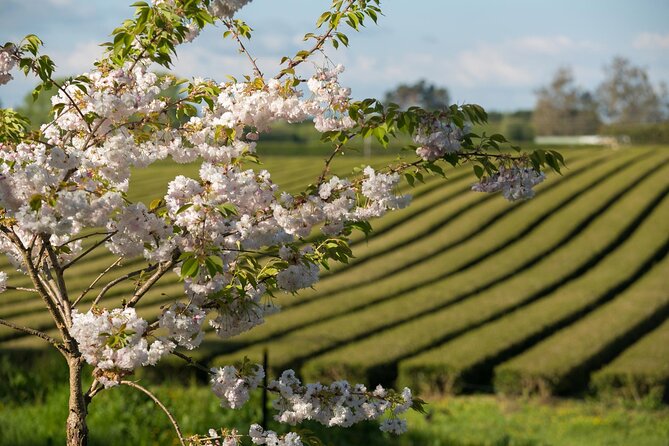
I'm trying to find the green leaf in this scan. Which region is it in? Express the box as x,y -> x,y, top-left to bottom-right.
204,256 -> 224,277
316,11 -> 331,28
180,257 -> 200,278
178,251 -> 195,262
176,203 -> 193,214
215,203 -> 239,217
29,194 -> 43,212
149,198 -> 164,212
411,397 -> 429,415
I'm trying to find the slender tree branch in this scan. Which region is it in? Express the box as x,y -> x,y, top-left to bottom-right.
125,259 -> 177,308
53,81 -> 93,133
1,228 -> 70,347
72,258 -> 123,307
120,380 -> 187,446
222,18 -> 263,78
128,32 -> 163,73
58,231 -> 113,247
0,317 -> 65,353
92,262 -> 160,309
41,235 -> 71,321
6,286 -> 39,293
84,379 -> 104,406
274,0 -> 356,80
171,350 -> 211,375
62,232 -> 116,270
317,143 -> 344,185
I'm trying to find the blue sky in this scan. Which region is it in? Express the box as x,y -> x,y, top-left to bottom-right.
1,0 -> 668,111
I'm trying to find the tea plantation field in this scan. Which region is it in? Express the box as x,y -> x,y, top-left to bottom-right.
1,146 -> 668,403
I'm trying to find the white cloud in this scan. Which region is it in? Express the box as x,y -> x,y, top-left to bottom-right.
56,41 -> 103,74
514,35 -> 601,54
633,32 -> 669,49
339,34 -> 602,92
455,45 -> 534,87
255,33 -> 291,53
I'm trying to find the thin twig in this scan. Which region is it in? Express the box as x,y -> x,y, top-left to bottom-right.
223,18 -> 263,78
92,262 -> 160,309
40,235 -> 71,320
125,259 -> 176,308
6,286 -> 39,293
317,143 -> 344,185
53,81 -> 93,133
84,379 -> 104,405
72,258 -> 123,307
58,231 -> 113,247
120,380 -> 187,446
0,317 -> 65,353
62,232 -> 116,270
274,0 -> 356,80
171,350 -> 211,375
1,228 -> 70,348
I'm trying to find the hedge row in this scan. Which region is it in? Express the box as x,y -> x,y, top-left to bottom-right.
493,243 -> 669,397
396,166 -> 669,395
298,153 -> 669,386
591,317 -> 669,404
290,150 -> 602,302
211,150 -> 659,376
207,150 -> 628,359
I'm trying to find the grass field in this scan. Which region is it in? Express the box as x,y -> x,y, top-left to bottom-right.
1,360 -> 668,446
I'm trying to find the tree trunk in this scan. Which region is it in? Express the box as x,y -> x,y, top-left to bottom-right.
66,356 -> 88,446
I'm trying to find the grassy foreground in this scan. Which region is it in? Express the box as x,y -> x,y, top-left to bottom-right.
1,381 -> 668,446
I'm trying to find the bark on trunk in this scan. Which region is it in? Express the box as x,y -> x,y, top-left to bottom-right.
66,356 -> 88,446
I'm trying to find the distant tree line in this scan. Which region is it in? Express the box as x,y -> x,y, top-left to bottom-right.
533,57 -> 669,138
383,58 -> 669,144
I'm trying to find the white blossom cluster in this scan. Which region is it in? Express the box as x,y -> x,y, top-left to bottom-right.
274,246 -> 319,292
209,0 -> 253,18
268,369 -> 413,435
307,64 -> 356,132
0,46 -> 15,85
106,202 -> 174,261
0,141 -> 123,244
413,117 -> 468,161
153,0 -> 251,16
165,164 -> 282,253
210,363 -> 264,409
214,79 -> 314,133
197,428 -> 241,446
0,62 -> 180,269
208,284 -> 280,338
186,64 -> 354,139
70,308 -> 174,387
249,425 -> 303,446
47,63 -> 169,144
158,303 -> 206,349
273,167 -> 409,238
472,165 -> 546,201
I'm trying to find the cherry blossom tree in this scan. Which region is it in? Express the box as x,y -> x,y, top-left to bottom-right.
0,1 -> 563,445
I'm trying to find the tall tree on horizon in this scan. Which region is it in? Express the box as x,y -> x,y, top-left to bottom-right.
533,67 -> 601,136
596,57 -> 665,125
384,79 -> 450,111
